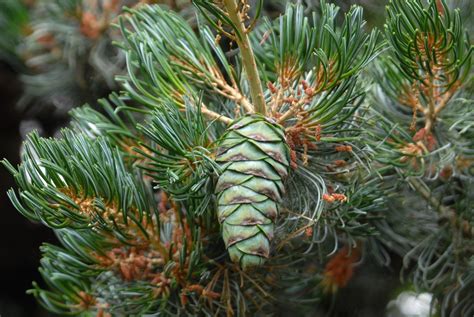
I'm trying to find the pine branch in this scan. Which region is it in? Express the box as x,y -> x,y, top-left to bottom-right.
251,2 -> 382,131
117,5 -> 240,123
136,100 -> 220,216
3,130 -> 157,232
384,0 -> 473,134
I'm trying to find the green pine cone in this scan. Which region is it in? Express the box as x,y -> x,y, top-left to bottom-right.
215,115 -> 291,269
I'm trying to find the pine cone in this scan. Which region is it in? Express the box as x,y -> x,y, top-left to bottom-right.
215,115 -> 290,269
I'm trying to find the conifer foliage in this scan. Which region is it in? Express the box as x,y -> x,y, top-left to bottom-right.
3,0 -> 473,315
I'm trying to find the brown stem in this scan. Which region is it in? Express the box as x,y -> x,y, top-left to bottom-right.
423,84 -> 457,134
434,86 -> 457,115
200,106 -> 232,124
423,76 -> 437,134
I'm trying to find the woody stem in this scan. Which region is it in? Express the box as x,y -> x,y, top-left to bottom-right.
223,0 -> 266,116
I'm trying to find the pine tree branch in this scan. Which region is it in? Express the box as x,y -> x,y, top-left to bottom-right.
385,0 -> 472,134
222,0 -> 265,115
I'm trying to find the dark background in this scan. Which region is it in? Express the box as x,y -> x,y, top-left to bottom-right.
0,62 -> 56,317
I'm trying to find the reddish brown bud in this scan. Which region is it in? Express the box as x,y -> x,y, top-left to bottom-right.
333,160 -> 347,167
315,124 -> 322,141
119,262 -> 133,281
412,128 -> 426,142
267,82 -> 278,94
322,193 -> 335,203
301,80 -> 309,90
322,246 -> 360,293
335,145 -> 352,152
305,88 -> 314,96
439,165 -> 453,181
425,133 -> 436,151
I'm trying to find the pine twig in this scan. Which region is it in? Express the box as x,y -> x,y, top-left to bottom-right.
200,104 -> 232,124
223,0 -> 266,115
